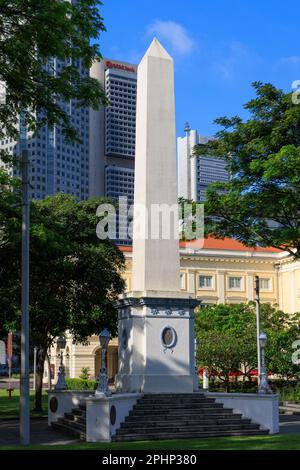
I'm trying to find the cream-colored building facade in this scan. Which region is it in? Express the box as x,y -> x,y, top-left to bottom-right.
48,238 -> 300,382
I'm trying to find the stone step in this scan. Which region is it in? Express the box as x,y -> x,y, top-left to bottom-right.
281,402 -> 300,408
64,413 -> 86,424
138,397 -> 215,404
121,417 -> 252,429
72,408 -> 86,417
57,417 -> 86,432
279,406 -> 300,415
133,402 -> 223,411
124,413 -> 242,425
143,394 -> 206,398
52,421 -> 86,440
117,423 -> 260,435
113,429 -> 269,442
140,398 -> 211,403
125,411 -> 237,422
129,408 -> 233,417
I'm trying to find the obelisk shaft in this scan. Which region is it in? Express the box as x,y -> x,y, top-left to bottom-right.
131,39 -> 181,295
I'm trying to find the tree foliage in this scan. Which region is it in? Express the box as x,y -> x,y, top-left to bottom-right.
195,82 -> 300,257
0,175 -> 125,408
0,0 -> 107,146
196,303 -> 300,390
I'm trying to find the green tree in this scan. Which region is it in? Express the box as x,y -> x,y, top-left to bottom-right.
0,187 -> 125,410
79,367 -> 91,381
197,330 -> 256,392
195,303 -> 300,390
195,82 -> 300,257
0,0 -> 107,146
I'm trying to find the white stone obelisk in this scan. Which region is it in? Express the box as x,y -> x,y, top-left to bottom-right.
115,39 -> 198,394
131,38 -> 181,296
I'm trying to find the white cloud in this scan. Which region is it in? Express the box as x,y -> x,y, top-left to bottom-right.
212,41 -> 261,80
147,20 -> 196,56
280,56 -> 300,65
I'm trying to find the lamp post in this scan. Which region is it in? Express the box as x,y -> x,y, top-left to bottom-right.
194,338 -> 199,390
33,346 -> 37,391
258,332 -> 272,394
254,276 -> 261,385
55,336 -> 68,390
95,329 -> 112,397
20,147 -> 30,445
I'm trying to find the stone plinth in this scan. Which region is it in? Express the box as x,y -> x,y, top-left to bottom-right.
47,390 -> 92,426
115,297 -> 199,393
86,393 -> 142,442
207,392 -> 279,434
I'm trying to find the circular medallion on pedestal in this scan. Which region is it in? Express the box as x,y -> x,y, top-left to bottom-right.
161,326 -> 177,349
121,328 -> 128,349
49,396 -> 58,413
110,405 -> 117,425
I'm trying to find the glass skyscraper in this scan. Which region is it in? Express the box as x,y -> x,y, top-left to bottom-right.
0,58 -> 90,201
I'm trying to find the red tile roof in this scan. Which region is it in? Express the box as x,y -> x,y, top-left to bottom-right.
118,236 -> 281,253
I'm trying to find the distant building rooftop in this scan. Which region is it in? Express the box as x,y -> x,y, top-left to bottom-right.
118,236 -> 282,254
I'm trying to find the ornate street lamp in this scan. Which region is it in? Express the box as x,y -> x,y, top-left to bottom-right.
95,329 -> 112,397
55,336 -> 68,390
258,332 -> 272,394
194,338 -> 199,390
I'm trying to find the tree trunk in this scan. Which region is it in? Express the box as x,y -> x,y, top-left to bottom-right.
34,347 -> 46,411
225,376 -> 231,393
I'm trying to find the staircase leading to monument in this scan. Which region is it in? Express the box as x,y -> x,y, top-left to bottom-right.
52,403 -> 87,440
112,393 -> 268,441
51,393 -> 269,441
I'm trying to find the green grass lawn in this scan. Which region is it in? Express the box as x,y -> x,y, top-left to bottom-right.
0,435 -> 300,451
0,389 -> 47,419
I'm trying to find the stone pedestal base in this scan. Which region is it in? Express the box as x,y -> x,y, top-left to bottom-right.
86,393 -> 142,442
115,373 -> 195,394
115,296 -> 199,394
207,392 -> 279,434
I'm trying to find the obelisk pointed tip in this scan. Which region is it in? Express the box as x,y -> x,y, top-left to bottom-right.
143,38 -> 173,61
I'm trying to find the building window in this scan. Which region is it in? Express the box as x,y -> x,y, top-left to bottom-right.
228,277 -> 243,290
180,273 -> 186,290
199,275 -> 213,289
260,278 -> 271,291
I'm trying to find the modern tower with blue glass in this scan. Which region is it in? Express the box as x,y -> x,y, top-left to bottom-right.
0,57 -> 90,201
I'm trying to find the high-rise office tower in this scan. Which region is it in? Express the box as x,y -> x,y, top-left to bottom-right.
89,58 -> 137,200
90,58 -> 137,243
177,123 -> 229,202
0,57 -> 90,201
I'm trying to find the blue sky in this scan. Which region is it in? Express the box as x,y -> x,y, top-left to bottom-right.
98,0 -> 299,137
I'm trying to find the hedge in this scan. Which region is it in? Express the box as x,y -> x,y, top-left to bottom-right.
65,378 -> 97,391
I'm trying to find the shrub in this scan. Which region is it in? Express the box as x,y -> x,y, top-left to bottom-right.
79,367 -> 90,381
65,378 -> 97,391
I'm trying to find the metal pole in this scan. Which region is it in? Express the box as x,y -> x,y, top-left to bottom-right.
33,347 -> 37,392
20,148 -> 30,445
255,276 -> 261,386
102,347 -> 106,375
7,332 -> 12,391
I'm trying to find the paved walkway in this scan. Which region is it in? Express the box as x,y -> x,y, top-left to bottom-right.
279,415 -> 300,435
0,418 -> 79,446
0,380 -> 34,390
